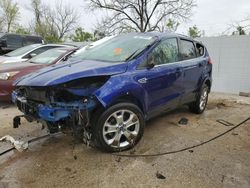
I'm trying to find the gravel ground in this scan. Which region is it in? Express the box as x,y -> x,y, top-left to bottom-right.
0,92 -> 250,188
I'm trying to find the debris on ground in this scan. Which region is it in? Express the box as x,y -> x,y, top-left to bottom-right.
1,105 -> 10,109
129,149 -> 136,155
178,117 -> 188,125
216,102 -> 227,108
156,171 -> 166,179
231,133 -> 239,136
216,119 -> 234,127
0,135 -> 28,152
73,155 -> 77,160
235,99 -> 250,105
115,157 -> 121,163
65,167 -> 72,172
239,92 -> 250,97
189,150 -> 194,153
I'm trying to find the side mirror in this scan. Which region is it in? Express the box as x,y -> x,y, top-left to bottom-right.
0,40 -> 7,47
29,53 -> 37,58
147,55 -> 155,69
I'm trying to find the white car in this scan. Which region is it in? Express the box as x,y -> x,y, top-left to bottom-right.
0,44 -> 70,64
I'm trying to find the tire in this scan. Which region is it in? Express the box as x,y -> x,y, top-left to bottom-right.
92,102 -> 145,152
189,84 -> 209,114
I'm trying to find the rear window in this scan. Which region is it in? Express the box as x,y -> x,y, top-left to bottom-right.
180,39 -> 196,60
195,43 -> 205,57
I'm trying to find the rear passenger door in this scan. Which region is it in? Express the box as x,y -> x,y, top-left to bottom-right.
180,39 -> 205,103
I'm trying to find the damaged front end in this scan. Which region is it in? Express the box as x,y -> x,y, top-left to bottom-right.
12,76 -> 110,145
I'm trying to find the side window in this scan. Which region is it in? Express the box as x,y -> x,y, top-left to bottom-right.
180,39 -> 196,60
195,43 -> 205,57
6,35 -> 23,48
26,46 -> 56,57
24,36 -> 42,45
149,38 -> 179,66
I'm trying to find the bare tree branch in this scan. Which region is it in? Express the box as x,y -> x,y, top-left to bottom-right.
0,0 -> 20,32
88,0 -> 196,34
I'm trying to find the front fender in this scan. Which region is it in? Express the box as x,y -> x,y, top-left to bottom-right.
94,75 -> 147,113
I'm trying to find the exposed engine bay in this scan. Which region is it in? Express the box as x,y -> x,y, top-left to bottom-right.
12,76 -> 110,145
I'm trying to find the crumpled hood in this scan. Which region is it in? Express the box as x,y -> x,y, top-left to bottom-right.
15,60 -> 128,86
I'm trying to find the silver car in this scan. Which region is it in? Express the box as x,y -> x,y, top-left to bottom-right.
0,44 -> 70,64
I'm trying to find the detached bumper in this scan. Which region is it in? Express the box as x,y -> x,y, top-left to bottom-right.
12,91 -> 96,122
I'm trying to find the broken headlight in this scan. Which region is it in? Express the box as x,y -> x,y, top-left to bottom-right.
51,76 -> 110,102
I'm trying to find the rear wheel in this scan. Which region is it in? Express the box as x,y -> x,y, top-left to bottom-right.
92,103 -> 145,152
189,84 -> 209,114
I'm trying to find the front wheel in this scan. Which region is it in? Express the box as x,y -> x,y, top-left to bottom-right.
189,84 -> 209,114
92,103 -> 145,152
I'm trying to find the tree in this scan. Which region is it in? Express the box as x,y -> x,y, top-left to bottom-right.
15,26 -> 30,35
28,0 -> 79,42
232,26 -> 246,35
166,19 -> 180,32
70,27 -> 93,42
88,0 -> 196,34
188,25 -> 203,38
53,1 -> 79,40
31,0 -> 43,27
93,30 -> 106,40
0,0 -> 20,32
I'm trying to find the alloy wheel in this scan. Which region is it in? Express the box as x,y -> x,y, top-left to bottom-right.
102,109 -> 140,149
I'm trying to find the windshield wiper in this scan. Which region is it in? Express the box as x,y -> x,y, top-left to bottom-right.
125,49 -> 140,61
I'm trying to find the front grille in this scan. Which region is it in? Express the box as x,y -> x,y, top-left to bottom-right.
16,100 -> 38,117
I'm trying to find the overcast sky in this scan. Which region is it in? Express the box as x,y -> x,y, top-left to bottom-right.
18,0 -> 250,36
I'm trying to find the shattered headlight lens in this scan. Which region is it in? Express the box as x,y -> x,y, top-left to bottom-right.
0,71 -> 19,80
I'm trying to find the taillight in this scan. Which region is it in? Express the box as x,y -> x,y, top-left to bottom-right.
208,57 -> 213,64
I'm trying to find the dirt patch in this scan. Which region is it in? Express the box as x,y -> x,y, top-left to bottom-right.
0,93 -> 250,188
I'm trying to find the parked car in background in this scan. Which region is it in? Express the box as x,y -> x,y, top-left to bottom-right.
0,47 -> 77,101
0,43 -> 70,64
0,33 -> 43,54
12,33 -> 212,152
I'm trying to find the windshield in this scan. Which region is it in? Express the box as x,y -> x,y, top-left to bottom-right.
5,44 -> 41,57
69,36 -> 115,61
29,48 -> 67,64
76,34 -> 157,62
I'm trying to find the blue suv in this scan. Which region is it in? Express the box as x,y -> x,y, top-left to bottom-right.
12,33 -> 212,152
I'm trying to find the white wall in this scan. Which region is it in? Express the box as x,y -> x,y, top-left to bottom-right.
199,35 -> 250,94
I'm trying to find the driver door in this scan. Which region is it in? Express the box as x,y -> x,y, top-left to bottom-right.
135,38 -> 183,117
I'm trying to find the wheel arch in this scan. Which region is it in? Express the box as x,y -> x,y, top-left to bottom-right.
93,76 -> 147,115
204,78 -> 212,92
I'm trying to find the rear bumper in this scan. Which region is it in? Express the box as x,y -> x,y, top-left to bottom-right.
0,80 -> 13,101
